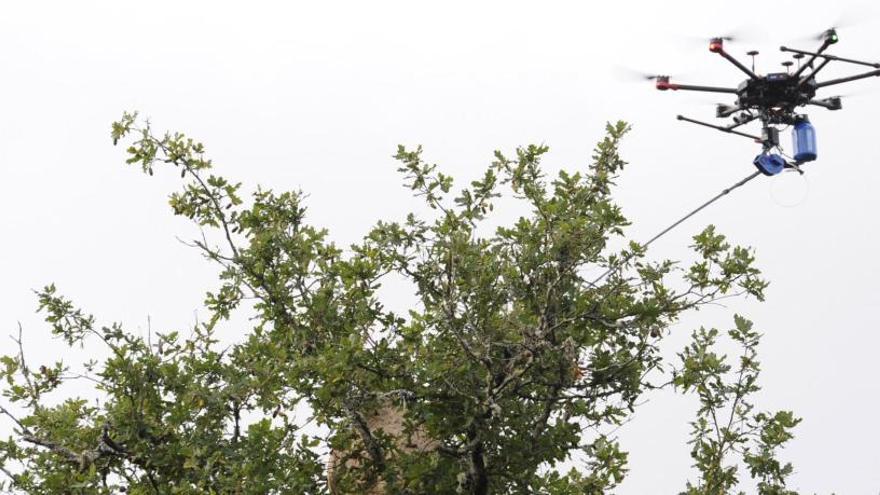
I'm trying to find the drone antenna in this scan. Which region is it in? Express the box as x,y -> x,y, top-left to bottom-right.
793,52 -> 805,70
782,61 -> 794,74
747,50 -> 759,73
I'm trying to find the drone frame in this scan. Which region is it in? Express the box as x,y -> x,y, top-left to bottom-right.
656,29 -> 880,158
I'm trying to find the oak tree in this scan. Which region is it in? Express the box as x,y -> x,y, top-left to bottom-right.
0,114 -> 799,494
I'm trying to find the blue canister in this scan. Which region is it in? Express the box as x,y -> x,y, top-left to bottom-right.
792,116 -> 817,162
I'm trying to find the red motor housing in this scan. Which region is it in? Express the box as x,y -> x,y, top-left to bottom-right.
655,76 -> 671,90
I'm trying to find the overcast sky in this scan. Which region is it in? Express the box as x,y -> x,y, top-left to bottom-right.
2,1 -> 879,493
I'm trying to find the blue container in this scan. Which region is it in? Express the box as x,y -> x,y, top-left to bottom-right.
754,153 -> 786,176
792,117 -> 817,162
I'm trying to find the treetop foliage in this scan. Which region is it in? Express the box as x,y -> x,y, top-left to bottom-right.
0,112 -> 799,494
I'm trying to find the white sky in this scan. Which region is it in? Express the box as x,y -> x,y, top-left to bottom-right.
1,1 -> 879,493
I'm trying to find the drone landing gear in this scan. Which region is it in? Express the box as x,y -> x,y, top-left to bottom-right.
676,115 -> 762,142
675,113 -> 816,176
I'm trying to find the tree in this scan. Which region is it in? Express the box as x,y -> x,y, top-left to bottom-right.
0,113 -> 800,494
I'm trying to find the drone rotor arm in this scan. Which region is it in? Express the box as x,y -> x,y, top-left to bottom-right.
815,68 -> 880,89
708,38 -> 759,79
661,82 -> 739,94
799,58 -> 832,86
791,39 -> 834,79
719,50 -> 760,80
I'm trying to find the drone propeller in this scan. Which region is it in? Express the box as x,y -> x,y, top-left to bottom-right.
795,7 -> 874,42
816,12 -> 866,38
612,66 -> 689,83
681,26 -> 764,46
695,34 -> 736,43
803,27 -> 841,44
635,73 -> 668,82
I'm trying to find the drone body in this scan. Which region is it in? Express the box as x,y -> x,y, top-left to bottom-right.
653,29 -> 880,175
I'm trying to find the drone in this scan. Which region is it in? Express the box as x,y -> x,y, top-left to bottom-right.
652,28 -> 880,176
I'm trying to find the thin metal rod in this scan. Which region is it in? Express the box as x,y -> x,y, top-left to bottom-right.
676,115 -> 762,141
590,170 -> 762,286
719,49 -> 759,80
781,46 -> 880,69
815,69 -> 880,88
641,171 -> 761,249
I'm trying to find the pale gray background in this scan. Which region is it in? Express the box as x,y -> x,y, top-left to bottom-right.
1,1 -> 878,493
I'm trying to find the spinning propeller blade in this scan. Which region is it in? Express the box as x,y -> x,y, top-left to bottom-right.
794,7 -> 875,42
612,66 -> 688,83
680,26 -> 764,46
